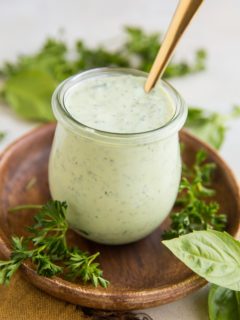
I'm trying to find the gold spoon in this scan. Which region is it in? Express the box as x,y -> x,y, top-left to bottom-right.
144,0 -> 204,93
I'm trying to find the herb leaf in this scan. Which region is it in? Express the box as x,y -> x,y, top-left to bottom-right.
4,69 -> 56,122
163,230 -> 240,291
164,49 -> 207,78
185,106 -> 240,149
66,249 -> 109,288
162,150 -> 227,239
232,105 -> 240,117
0,237 -> 30,285
28,200 -> 68,259
208,285 -> 240,320
0,132 -> 5,142
32,253 -> 63,277
0,260 -> 21,285
0,200 -> 108,287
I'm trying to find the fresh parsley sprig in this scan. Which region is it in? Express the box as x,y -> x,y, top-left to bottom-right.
0,201 -> 109,287
0,237 -> 29,285
27,201 -> 68,259
162,150 -> 227,240
66,249 -> 109,288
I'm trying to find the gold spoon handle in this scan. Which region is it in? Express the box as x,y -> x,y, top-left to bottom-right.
144,0 -> 204,93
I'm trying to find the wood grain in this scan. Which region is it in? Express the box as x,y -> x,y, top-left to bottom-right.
0,123 -> 239,310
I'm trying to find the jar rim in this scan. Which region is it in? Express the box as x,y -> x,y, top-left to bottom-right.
52,67 -> 188,144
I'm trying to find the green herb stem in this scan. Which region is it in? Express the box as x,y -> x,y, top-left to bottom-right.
1,201 -> 108,287
8,204 -> 43,212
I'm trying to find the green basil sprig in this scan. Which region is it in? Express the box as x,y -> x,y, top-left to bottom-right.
163,230 -> 240,291
208,285 -> 240,320
163,230 -> 240,319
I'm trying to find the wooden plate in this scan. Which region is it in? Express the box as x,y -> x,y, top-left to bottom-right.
0,124 -> 239,311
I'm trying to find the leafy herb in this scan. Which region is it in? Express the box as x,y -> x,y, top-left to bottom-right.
66,249 -> 109,288
32,253 -> 63,277
0,131 -> 6,142
162,150 -> 227,240
163,230 -> 240,291
163,230 -> 240,318
1,27 -> 239,149
186,105 -> 240,149
1,27 -> 238,150
208,285 -> 240,320
0,27 -> 206,122
122,27 -> 206,76
27,200 -> 68,259
4,69 -> 56,121
164,49 -> 206,79
0,200 -> 108,287
0,237 -> 29,285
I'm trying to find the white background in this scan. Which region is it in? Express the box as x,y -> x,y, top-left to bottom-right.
0,1 -> 240,319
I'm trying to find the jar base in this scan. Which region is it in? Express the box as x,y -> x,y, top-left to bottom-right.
71,224 -> 160,245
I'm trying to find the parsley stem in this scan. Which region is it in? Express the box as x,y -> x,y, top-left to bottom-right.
8,204 -> 43,212
88,252 -> 100,265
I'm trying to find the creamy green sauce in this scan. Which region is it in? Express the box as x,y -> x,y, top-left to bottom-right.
64,75 -> 175,133
49,73 -> 181,245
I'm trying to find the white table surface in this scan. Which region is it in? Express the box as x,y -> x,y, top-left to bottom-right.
0,1 -> 240,319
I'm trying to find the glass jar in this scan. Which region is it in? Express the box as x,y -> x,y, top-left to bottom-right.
49,68 -> 187,245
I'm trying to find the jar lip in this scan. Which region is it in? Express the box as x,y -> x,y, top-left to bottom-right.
52,67 -> 188,143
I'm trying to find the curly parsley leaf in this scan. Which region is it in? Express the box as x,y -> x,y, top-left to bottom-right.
0,237 -> 30,285
162,150 -> 227,240
0,201 -> 108,287
66,249 -> 109,288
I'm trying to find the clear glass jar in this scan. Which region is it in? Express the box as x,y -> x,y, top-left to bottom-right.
49,68 -> 187,245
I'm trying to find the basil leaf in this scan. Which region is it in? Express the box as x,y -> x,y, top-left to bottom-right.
162,230 -> 240,291
208,285 -> 240,320
236,291 -> 240,315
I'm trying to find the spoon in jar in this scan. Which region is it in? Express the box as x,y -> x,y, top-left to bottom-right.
144,0 -> 204,93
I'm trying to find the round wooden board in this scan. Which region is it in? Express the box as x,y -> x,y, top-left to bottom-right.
0,123 -> 239,311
